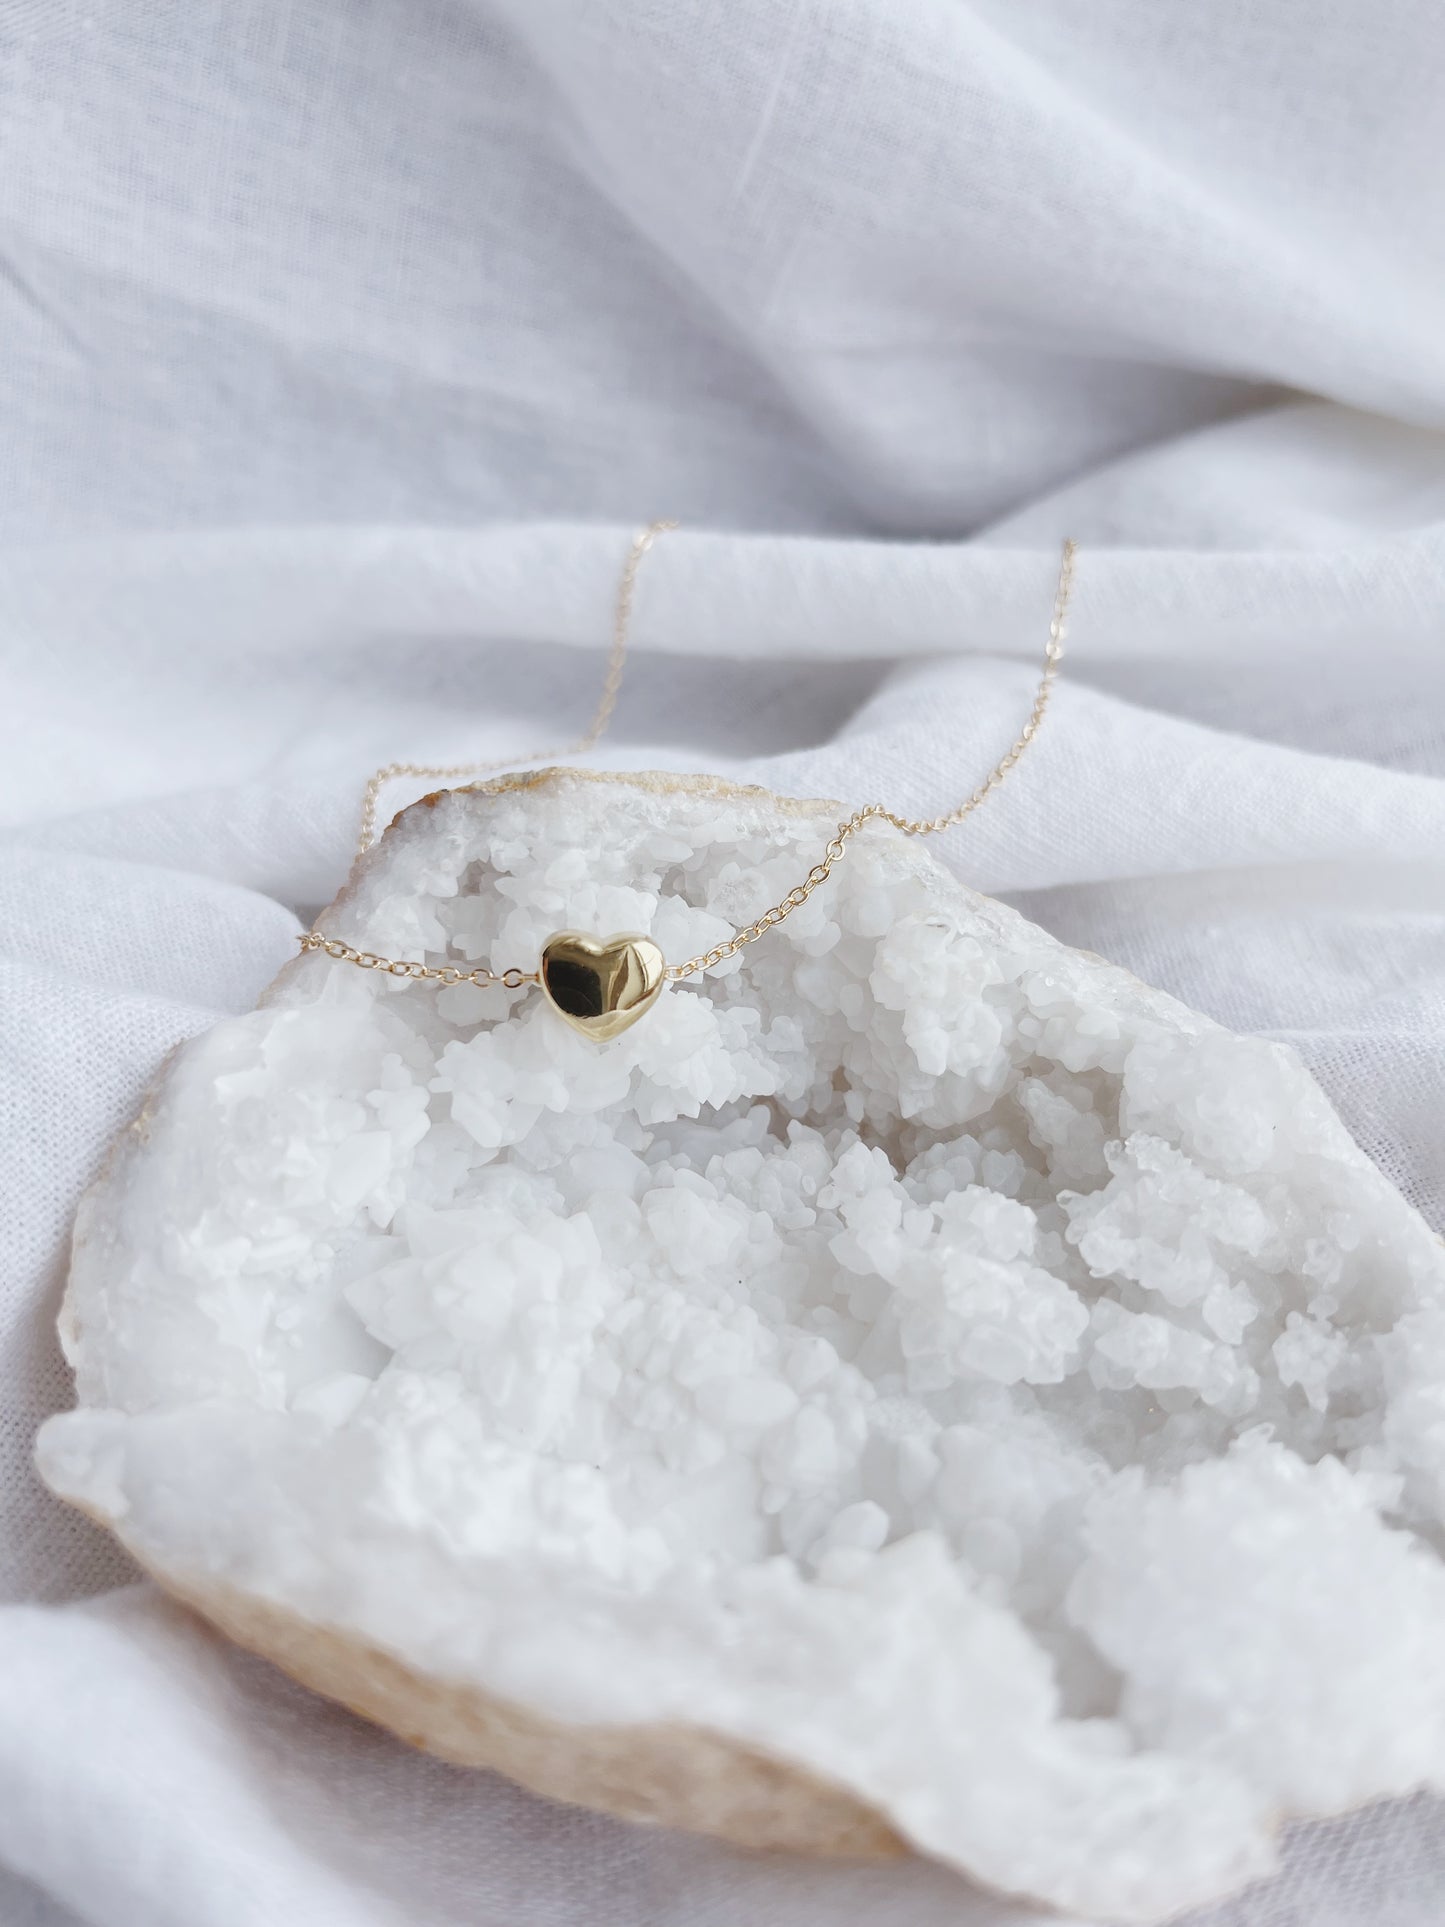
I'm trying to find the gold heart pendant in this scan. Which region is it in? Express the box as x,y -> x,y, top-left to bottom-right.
539,931 -> 666,1041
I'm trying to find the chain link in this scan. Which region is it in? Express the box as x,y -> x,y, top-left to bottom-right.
664,537 -> 1075,977
354,519 -> 677,858
306,534 -> 1076,994
664,826 -> 853,978
296,931 -> 537,989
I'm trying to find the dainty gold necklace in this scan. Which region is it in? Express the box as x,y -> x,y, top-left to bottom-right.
300,524 -> 1077,1040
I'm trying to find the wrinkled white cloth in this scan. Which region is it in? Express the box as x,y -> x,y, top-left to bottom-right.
2,3 -> 1445,1923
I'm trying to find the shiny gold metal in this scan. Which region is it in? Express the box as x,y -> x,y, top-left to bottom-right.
305,532 -> 1078,1033
539,931 -> 665,1041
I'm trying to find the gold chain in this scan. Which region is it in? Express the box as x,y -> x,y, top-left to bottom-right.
295,935 -> 540,989
354,519 -> 677,858
664,537 -> 1074,978
305,531 -> 1076,991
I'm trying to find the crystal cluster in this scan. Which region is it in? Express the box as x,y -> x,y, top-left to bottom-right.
38,771 -> 1445,1921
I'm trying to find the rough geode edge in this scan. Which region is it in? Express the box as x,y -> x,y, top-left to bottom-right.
44,766 -> 1321,1921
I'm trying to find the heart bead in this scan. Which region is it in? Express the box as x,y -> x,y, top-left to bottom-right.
539,931 -> 666,1041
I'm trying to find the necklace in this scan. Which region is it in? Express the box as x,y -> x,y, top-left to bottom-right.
299,525 -> 1077,1040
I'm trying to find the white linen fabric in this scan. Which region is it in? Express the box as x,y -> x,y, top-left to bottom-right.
2,2 -> 1444,1923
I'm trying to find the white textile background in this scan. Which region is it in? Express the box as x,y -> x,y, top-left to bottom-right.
2,3 -> 1444,1924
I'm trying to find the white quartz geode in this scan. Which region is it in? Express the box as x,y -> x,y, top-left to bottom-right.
37,767 -> 1445,1922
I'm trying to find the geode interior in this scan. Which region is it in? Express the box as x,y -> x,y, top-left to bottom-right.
38,768 -> 1445,1922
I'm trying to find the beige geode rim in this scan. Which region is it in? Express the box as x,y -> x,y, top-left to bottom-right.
138,1546 -> 906,1859
422,763 -> 846,817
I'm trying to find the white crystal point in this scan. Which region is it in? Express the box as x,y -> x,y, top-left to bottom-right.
36,767 -> 1445,1922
